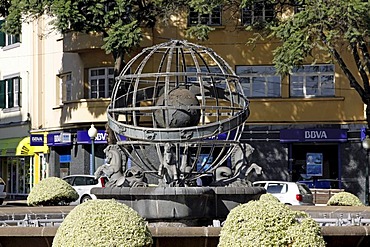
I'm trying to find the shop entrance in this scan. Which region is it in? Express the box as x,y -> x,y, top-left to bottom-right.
291,143 -> 339,189
2,156 -> 31,198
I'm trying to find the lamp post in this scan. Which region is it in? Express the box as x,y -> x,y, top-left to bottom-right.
362,135 -> 370,206
88,124 -> 98,176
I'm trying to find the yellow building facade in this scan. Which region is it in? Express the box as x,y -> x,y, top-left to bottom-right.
27,6 -> 368,202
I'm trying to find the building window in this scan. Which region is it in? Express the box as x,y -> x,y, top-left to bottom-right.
66,73 -> 72,101
0,76 -> 21,109
242,1 -> 275,26
188,6 -> 222,26
290,64 -> 335,97
58,73 -> 73,104
6,34 -> 20,46
89,67 -> 114,99
0,20 -> 21,48
236,66 -> 281,98
186,66 -> 224,84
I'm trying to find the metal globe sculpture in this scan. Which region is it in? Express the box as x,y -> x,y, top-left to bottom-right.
107,40 -> 249,186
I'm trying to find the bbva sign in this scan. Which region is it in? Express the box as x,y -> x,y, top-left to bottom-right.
304,130 -> 328,139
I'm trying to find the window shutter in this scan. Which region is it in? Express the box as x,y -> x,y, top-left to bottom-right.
0,20 -> 5,47
18,77 -> 22,107
7,78 -> 13,108
0,80 -> 5,108
15,34 -> 20,43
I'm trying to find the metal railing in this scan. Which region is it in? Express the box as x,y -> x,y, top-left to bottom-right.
0,213 -> 67,227
310,213 -> 370,226
1,212 -> 370,228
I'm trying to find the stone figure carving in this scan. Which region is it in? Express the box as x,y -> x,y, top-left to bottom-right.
95,144 -> 148,187
158,143 -> 179,185
211,143 -> 262,186
123,166 -> 147,187
94,144 -> 127,187
105,123 -> 117,145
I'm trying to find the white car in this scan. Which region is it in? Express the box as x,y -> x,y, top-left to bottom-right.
253,181 -> 314,206
0,177 -> 6,205
63,175 -> 107,205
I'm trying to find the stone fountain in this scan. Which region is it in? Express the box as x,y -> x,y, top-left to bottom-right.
92,40 -> 265,226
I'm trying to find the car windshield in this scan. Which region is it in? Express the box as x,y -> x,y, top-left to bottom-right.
266,184 -> 284,193
74,177 -> 98,186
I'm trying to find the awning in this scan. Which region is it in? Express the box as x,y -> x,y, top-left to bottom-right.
16,137 -> 49,156
0,137 -> 23,156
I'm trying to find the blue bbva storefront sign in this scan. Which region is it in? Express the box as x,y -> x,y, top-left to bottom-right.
280,129 -> 347,143
77,130 -> 108,144
47,133 -> 73,146
76,130 -> 126,144
30,134 -> 44,146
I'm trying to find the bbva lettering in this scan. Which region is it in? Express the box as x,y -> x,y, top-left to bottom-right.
32,136 -> 43,142
54,135 -> 61,142
95,132 -> 107,141
305,131 -> 327,139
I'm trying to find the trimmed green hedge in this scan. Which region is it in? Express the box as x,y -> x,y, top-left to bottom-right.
52,199 -> 153,247
327,192 -> 364,206
218,193 -> 325,247
27,177 -> 78,206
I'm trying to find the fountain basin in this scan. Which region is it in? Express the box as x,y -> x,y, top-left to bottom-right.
91,186 -> 265,223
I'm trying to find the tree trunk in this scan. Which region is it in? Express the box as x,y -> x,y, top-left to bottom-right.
366,103 -> 370,132
113,51 -> 125,77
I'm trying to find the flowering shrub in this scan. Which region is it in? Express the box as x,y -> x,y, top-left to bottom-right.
327,192 -> 364,206
218,193 -> 325,247
27,177 -> 79,206
52,199 -> 153,247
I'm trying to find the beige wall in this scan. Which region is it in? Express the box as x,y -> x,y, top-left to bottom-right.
55,8 -> 366,128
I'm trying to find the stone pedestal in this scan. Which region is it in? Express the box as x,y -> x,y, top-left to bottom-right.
91,186 -> 265,225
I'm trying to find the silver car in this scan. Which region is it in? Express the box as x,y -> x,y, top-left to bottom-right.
253,181 -> 314,205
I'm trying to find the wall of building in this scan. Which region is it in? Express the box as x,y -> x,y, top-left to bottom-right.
9,7 -> 367,202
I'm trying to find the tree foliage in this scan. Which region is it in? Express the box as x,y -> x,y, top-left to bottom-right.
0,0 -> 227,74
1,0 -> 369,123
1,0 -> 158,74
243,0 -> 370,126
0,0 -> 241,72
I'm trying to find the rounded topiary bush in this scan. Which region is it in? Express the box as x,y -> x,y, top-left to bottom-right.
218,193 -> 325,247
27,177 -> 79,206
327,191 -> 364,206
259,192 -> 280,203
52,199 -> 153,247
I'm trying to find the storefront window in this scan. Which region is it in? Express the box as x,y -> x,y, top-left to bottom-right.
3,156 -> 31,198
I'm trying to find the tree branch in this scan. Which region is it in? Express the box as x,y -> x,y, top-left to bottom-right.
320,32 -> 367,103
358,36 -> 370,76
351,42 -> 370,93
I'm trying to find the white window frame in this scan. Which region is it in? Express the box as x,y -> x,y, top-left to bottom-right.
186,66 -> 224,84
58,72 -> 73,104
0,19 -> 21,50
188,6 -> 222,26
2,74 -> 21,109
89,67 -> 114,99
236,66 -> 281,98
2,33 -> 21,51
241,1 -> 274,26
290,64 -> 335,98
